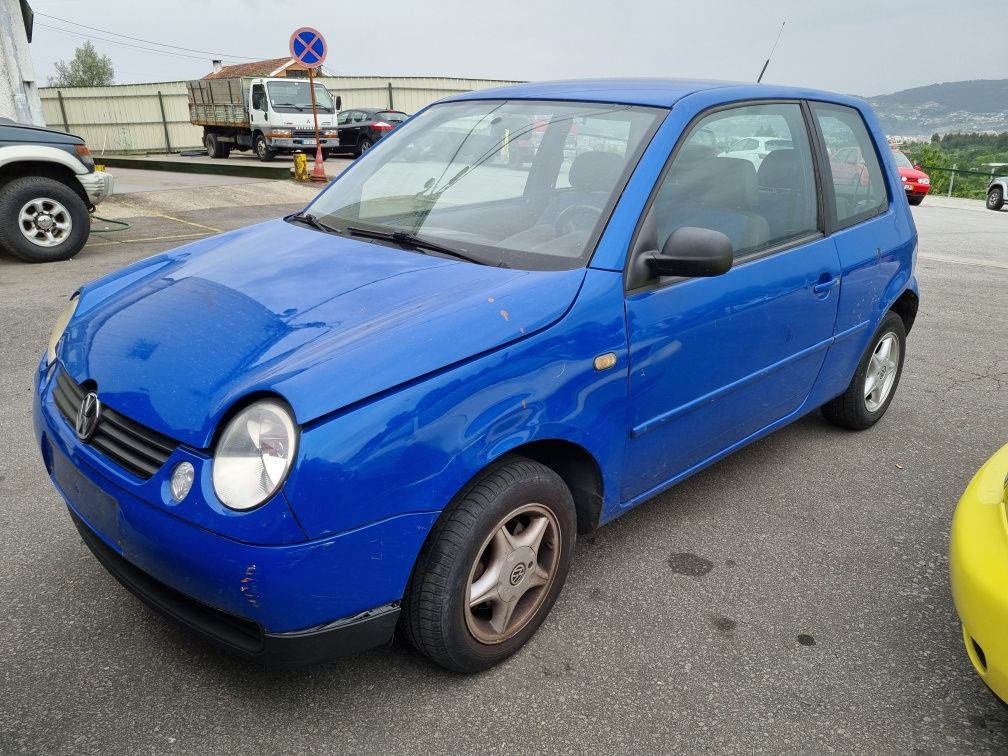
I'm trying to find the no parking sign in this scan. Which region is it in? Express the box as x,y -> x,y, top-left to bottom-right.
289,27 -> 327,69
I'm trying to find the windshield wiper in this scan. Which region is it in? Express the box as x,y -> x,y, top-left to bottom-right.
287,212 -> 340,234
274,102 -> 305,111
346,225 -> 490,266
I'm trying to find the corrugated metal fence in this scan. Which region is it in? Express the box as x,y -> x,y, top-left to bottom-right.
39,76 -> 521,154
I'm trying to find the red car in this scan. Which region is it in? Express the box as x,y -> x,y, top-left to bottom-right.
892,150 -> 930,205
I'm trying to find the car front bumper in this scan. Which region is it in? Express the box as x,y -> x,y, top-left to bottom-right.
903,182 -> 930,197
950,442 -> 1008,702
33,360 -> 437,664
76,169 -> 114,206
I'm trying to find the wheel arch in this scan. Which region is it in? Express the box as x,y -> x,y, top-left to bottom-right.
890,287 -> 919,335
0,160 -> 88,204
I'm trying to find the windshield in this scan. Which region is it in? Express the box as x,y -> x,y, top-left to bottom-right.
266,80 -> 335,113
304,99 -> 663,270
892,150 -> 914,169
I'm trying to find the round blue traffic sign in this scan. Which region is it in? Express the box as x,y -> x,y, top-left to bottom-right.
289,27 -> 327,68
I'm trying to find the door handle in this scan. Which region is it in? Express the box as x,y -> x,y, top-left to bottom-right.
812,277 -> 839,297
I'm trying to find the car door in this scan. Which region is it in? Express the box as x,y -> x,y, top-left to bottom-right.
249,82 -> 269,135
621,101 -> 842,503
338,111 -> 362,148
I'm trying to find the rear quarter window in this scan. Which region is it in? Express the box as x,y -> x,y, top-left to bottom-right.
812,103 -> 888,228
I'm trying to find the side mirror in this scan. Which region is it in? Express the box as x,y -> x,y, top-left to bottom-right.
335,95 -> 342,111
913,164 -> 921,170
648,227 -> 733,278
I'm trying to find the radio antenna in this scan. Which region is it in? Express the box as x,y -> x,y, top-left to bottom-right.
757,21 -> 786,83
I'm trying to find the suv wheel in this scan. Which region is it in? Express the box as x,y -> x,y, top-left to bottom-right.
0,176 -> 90,262
402,456 -> 575,672
821,311 -> 906,430
987,186 -> 1004,211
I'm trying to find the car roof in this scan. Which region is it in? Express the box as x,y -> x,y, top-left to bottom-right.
439,78 -> 868,110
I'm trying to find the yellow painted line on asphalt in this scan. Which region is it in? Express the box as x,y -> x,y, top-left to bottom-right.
150,213 -> 222,233
86,232 -> 210,248
919,253 -> 1008,271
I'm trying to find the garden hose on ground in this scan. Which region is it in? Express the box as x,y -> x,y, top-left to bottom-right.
89,214 -> 130,233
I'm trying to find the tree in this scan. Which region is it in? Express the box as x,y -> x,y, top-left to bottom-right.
48,42 -> 114,87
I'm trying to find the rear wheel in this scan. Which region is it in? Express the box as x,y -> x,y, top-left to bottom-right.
356,137 -> 373,157
987,186 -> 1004,211
205,133 -> 230,159
821,311 -> 906,430
254,133 -> 276,162
0,176 -> 90,262
402,456 -> 576,672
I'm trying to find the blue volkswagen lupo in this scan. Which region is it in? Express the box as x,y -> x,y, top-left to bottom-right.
34,79 -> 918,672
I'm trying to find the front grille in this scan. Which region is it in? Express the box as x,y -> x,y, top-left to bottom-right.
53,369 -> 178,480
292,129 -> 318,139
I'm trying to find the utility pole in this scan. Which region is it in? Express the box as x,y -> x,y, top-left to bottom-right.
0,0 -> 45,125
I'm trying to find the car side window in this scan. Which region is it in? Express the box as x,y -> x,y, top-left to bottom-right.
811,104 -> 887,226
646,102 -> 819,262
337,111 -> 349,125
352,112 -> 366,124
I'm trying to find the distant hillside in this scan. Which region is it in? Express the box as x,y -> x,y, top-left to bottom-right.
865,79 -> 1008,137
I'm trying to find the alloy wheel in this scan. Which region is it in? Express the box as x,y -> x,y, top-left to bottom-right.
864,332 -> 900,412
18,198 -> 73,248
465,503 -> 561,644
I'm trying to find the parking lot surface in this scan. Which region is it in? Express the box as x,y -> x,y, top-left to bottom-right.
1,192 -> 1005,754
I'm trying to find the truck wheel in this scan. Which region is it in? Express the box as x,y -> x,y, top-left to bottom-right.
821,311 -> 906,430
0,176 -> 90,263
255,134 -> 276,162
205,133 -> 229,159
402,456 -> 576,672
987,186 -> 1004,211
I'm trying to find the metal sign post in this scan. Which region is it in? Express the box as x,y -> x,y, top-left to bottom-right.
289,27 -> 329,182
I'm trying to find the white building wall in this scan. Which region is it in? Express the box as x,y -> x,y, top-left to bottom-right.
0,0 -> 44,125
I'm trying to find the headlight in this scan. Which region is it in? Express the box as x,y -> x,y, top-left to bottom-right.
47,294 -> 79,366
323,129 -> 338,137
269,129 -> 292,138
212,400 -> 298,511
919,177 -> 930,185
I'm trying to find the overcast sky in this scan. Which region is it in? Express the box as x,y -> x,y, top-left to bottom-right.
25,0 -> 1002,97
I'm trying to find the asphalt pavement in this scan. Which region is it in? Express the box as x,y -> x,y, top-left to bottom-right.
0,190 -> 1005,755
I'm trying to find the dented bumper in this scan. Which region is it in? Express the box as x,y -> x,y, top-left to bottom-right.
33,360 -> 437,663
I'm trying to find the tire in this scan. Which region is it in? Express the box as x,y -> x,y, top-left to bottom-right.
0,176 -> 90,263
402,456 -> 576,673
254,133 -> 276,162
356,137 -> 373,157
908,195 -> 924,206
821,311 -> 906,430
205,133 -> 229,159
987,186 -> 1004,211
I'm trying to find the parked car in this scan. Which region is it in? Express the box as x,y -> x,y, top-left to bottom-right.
986,176 -> 1007,211
334,108 -> 408,157
891,149 -> 930,205
719,135 -> 793,168
0,118 -> 113,262
950,442 -> 1008,703
35,79 -> 918,672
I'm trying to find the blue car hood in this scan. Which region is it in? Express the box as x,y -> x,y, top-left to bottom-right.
62,220 -> 586,449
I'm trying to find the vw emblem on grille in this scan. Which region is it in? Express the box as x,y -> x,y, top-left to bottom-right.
509,564 -> 526,586
75,392 -> 101,441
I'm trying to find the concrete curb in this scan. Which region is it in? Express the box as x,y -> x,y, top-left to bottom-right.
96,155 -> 292,180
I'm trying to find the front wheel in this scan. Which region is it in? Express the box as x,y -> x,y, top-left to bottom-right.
254,134 -> 276,162
908,194 -> 924,206
0,176 -> 90,262
987,186 -> 1004,211
821,311 -> 906,430
402,456 -> 576,672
